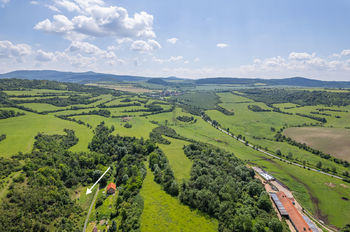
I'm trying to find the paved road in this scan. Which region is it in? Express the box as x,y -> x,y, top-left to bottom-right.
83,186 -> 99,232
203,118 -> 343,180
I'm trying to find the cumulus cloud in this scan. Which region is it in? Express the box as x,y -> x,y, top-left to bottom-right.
167,38 -> 178,44
34,0 -> 156,41
131,39 -> 161,52
66,41 -> 116,59
36,49 -> 55,62
0,40 -> 32,61
216,43 -> 228,48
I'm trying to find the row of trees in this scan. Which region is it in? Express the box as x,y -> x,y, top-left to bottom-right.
0,109 -> 25,119
149,149 -> 179,196
239,88 -> 350,106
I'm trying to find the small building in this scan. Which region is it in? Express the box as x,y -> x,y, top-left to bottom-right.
107,182 -> 116,195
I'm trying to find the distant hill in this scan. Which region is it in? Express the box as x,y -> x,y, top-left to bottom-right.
0,70 -> 148,83
1,70 -> 350,88
195,77 -> 350,88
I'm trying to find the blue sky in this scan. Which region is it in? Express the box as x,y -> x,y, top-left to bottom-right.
0,0 -> 350,80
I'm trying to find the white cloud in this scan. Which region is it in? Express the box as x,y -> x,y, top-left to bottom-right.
1,0 -> 10,8
34,15 -> 73,34
216,43 -> 228,48
194,57 -> 200,62
36,49 -> 55,62
288,52 -> 315,60
35,1 -> 156,41
341,49 -> 350,56
117,38 -> 133,44
55,0 -> 81,12
167,38 -> 178,44
66,41 -> 116,59
131,39 -> 161,52
153,55 -> 184,63
0,40 -> 32,61
30,1 -> 39,5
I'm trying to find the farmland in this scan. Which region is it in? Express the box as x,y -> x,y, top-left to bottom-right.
0,78 -> 350,231
284,127 -> 350,162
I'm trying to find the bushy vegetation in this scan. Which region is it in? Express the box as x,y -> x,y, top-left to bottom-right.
149,149 -> 179,196
89,122 -> 157,231
0,134 -> 6,142
176,115 -> 194,122
0,109 -> 25,119
13,95 -> 100,107
149,126 -> 178,144
247,105 -> 271,112
0,78 -> 117,95
179,143 -> 285,232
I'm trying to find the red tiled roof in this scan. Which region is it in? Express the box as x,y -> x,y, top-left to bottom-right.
277,191 -> 311,232
107,182 -> 116,191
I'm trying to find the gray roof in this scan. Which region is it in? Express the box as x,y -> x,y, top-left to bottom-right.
270,193 -> 288,216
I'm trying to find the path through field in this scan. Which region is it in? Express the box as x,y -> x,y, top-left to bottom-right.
83,186 -> 99,232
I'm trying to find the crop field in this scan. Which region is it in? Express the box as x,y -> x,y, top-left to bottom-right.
140,165 -> 218,232
284,127 -> 350,162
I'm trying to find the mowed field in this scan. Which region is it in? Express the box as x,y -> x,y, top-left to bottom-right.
158,137 -> 192,181
284,127 -> 350,162
0,108 -> 92,156
140,164 -> 218,232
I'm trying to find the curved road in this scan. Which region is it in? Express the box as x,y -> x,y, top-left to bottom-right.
83,186 -> 99,232
203,118 -> 343,180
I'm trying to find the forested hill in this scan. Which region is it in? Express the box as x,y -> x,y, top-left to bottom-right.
0,70 -> 148,83
1,70 -> 350,88
195,77 -> 350,88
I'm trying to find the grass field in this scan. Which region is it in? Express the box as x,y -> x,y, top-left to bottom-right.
19,103 -> 69,112
88,83 -> 156,93
0,109 -> 92,156
177,91 -> 219,109
284,127 -> 350,162
165,112 -> 350,228
140,164 -> 218,232
71,115 -> 157,139
158,137 -> 191,181
3,89 -> 73,96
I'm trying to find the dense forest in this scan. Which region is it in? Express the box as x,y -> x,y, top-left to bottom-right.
180,143 -> 287,232
239,89 -> 350,106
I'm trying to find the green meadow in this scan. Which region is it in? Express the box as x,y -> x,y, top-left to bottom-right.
0,109 -> 92,156
140,164 -> 218,232
158,137 -> 191,181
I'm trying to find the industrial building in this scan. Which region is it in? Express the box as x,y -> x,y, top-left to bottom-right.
270,191 -> 318,232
